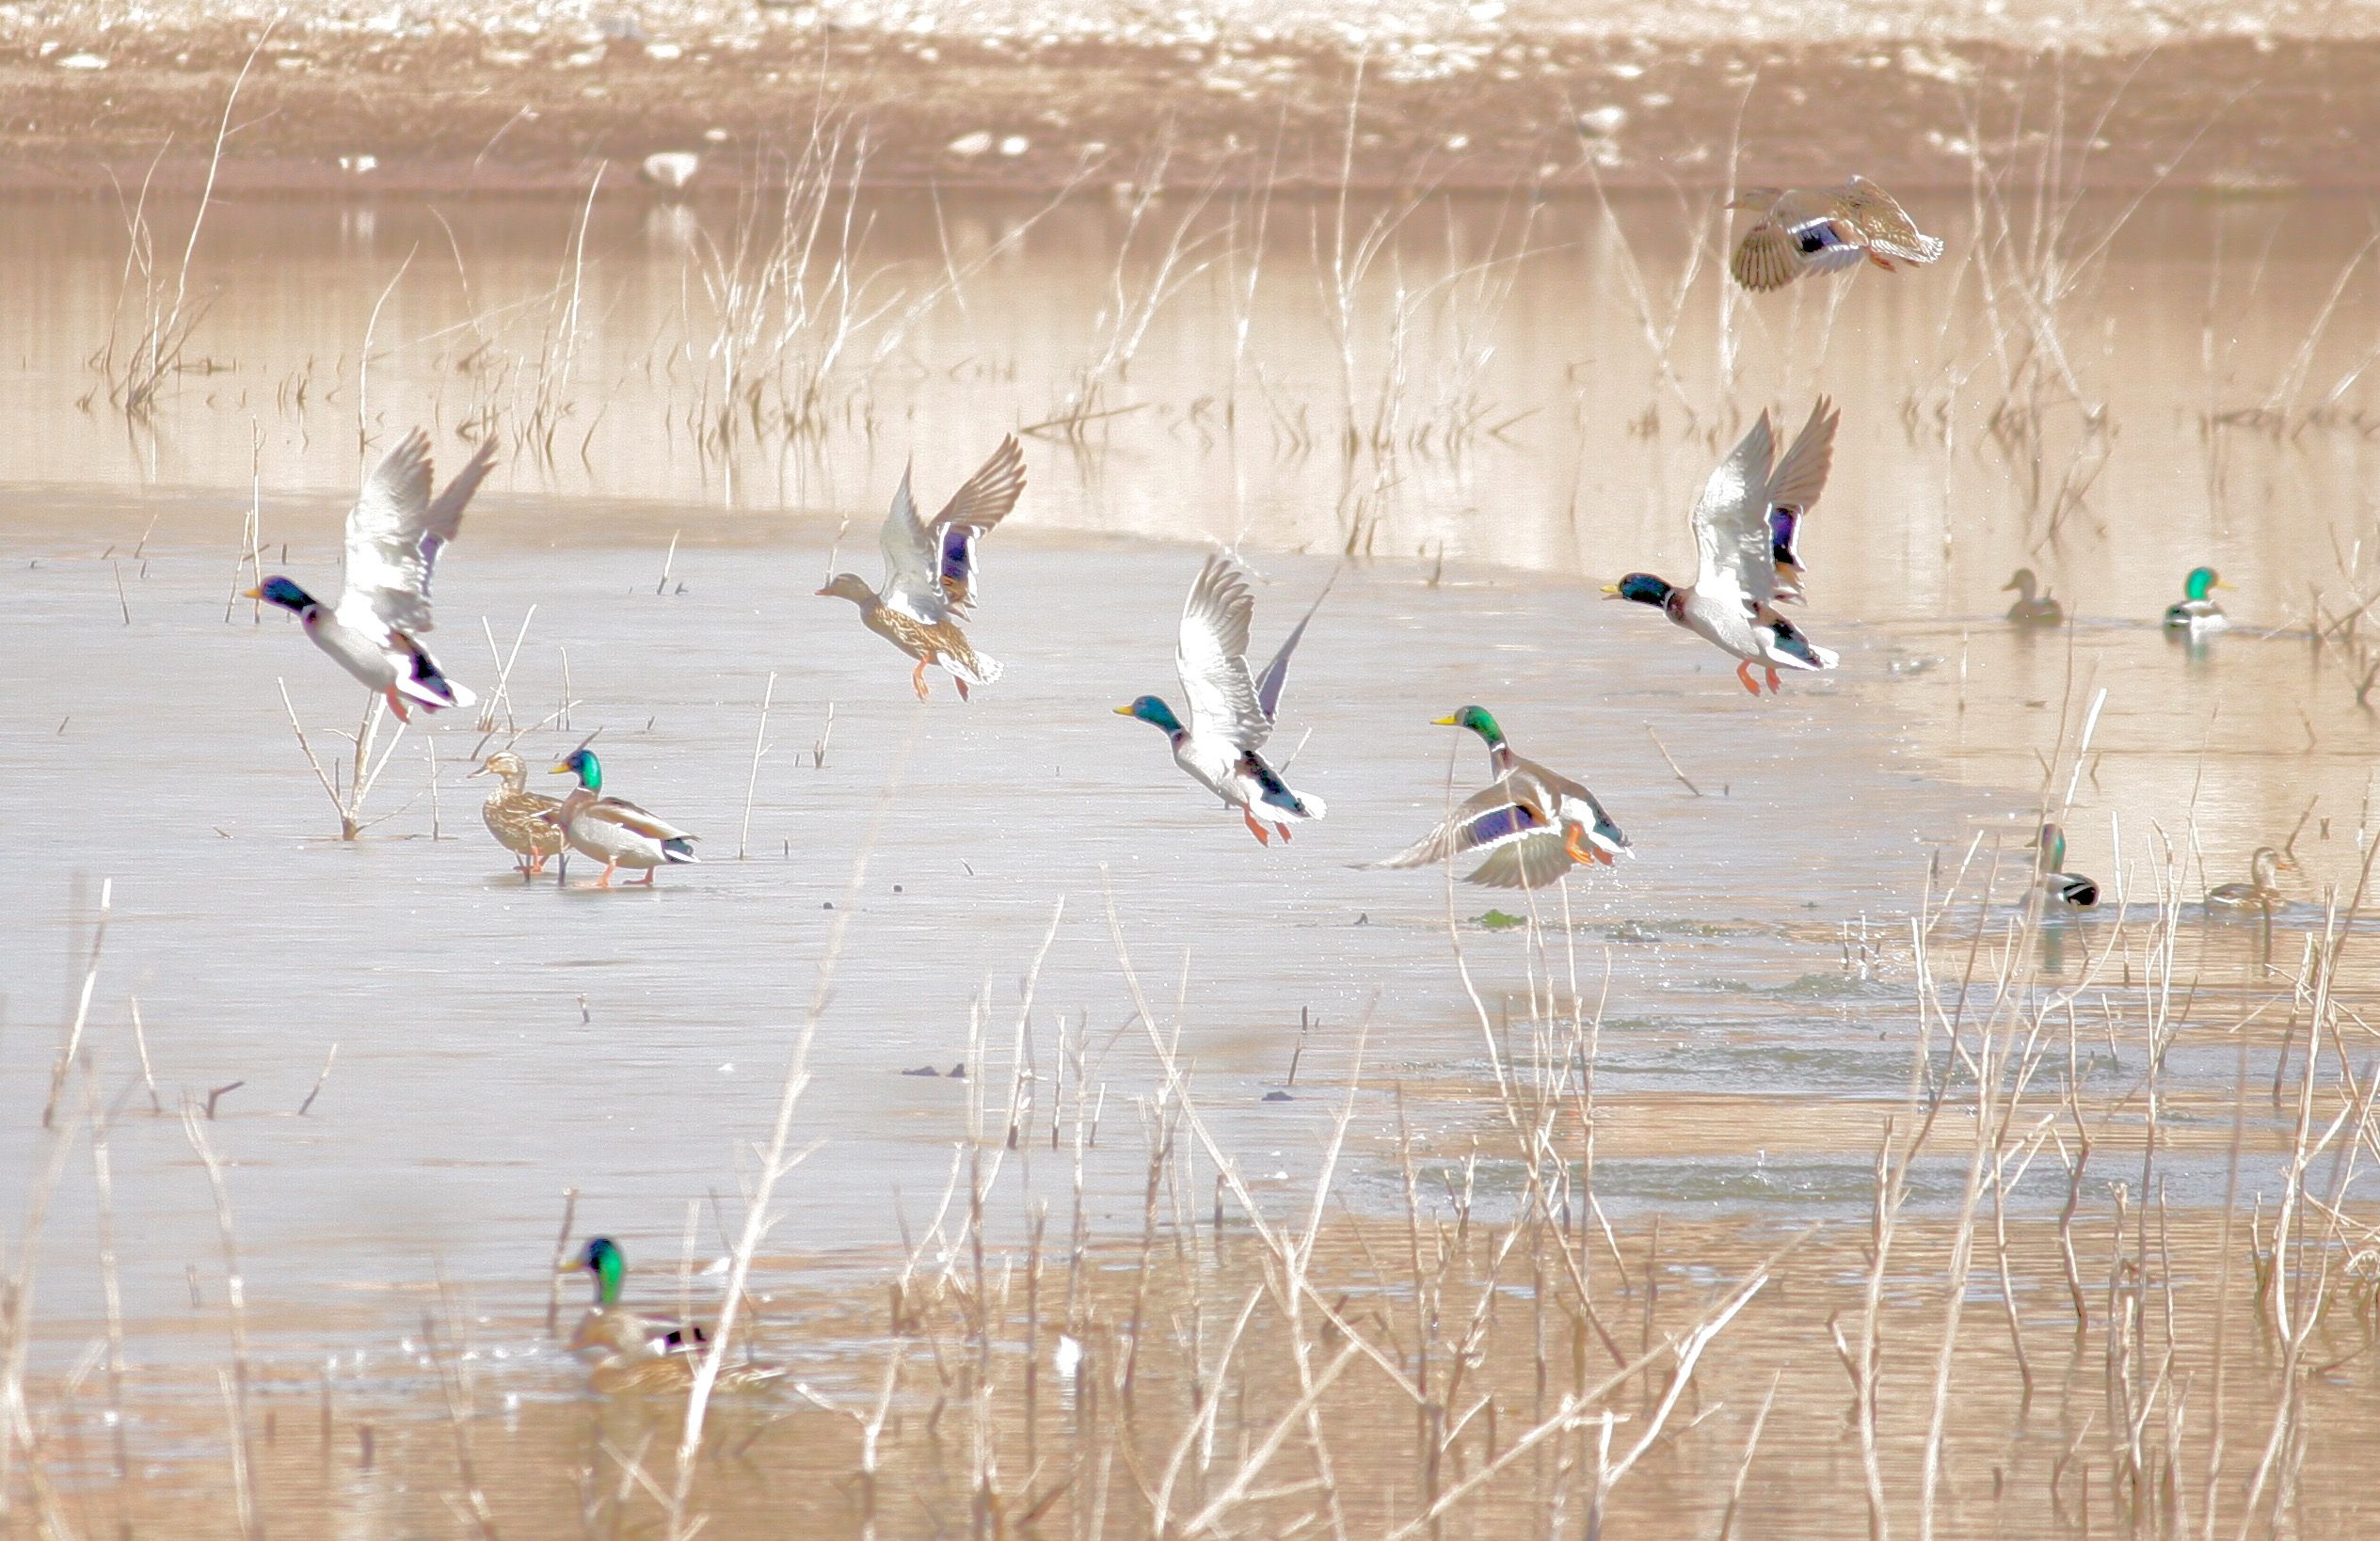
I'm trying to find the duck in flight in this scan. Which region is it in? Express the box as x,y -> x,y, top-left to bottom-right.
246,429 -> 497,722
1605,400 -> 1840,694
1728,178 -> 1944,294
1116,551 -> 1330,845
815,435 -> 1027,700
1371,706 -> 1629,889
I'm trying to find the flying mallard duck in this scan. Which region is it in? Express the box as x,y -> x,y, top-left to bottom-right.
1115,551 -> 1329,845
2032,822 -> 2099,909
1371,706 -> 1630,889
546,750 -> 699,887
569,1309 -> 788,1397
2206,847 -> 2292,913
1605,404 -> 1841,693
470,751 -> 564,876
1728,178 -> 1944,294
2164,566 -> 2228,630
815,435 -> 1027,701
246,429 -> 497,723
2003,568 -> 2065,625
564,1237 -> 710,1353
1764,397 -> 1840,604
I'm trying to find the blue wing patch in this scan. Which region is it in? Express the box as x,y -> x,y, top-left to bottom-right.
1464,802 -> 1544,848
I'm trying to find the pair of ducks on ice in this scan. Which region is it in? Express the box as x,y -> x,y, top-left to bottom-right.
2001,567 -> 2233,630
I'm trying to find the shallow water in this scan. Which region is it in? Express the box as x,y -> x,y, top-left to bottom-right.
7,185 -> 2380,1390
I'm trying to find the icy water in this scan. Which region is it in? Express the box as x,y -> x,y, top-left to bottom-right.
8,187 -> 2380,1416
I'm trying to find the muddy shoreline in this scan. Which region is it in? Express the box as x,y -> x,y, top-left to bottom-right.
2,22 -> 2366,198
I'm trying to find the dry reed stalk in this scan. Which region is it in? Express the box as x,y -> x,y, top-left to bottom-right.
737,672 -> 778,859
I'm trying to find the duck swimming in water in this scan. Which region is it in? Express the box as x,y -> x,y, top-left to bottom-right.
2164,566 -> 2228,631
2002,568 -> 2065,626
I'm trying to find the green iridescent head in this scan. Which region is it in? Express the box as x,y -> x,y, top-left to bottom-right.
2182,566 -> 2219,602
576,1236 -> 625,1306
1430,705 -> 1506,748
551,749 -> 602,790
1113,696 -> 1185,735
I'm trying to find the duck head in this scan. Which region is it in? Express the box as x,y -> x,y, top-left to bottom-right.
1114,696 -> 1185,737
245,576 -> 318,615
1603,574 -> 1674,609
2003,567 -> 2039,600
567,1236 -> 626,1306
1431,705 -> 1507,749
551,749 -> 603,791
2181,566 -> 2224,602
814,573 -> 875,606
471,751 -> 528,787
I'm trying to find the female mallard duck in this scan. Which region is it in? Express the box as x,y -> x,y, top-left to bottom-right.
2003,568 -> 2065,625
1728,178 -> 1943,293
1606,403 -> 1841,693
2207,847 -> 2291,913
815,435 -> 1026,701
546,750 -> 699,887
1116,550 -> 1329,845
569,1309 -> 788,1397
2164,566 -> 2228,630
470,751 -> 564,876
245,430 -> 496,722
564,1237 -> 709,1354
1371,707 -> 1630,889
2032,822 -> 2100,909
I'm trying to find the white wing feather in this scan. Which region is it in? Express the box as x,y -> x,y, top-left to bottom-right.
877,465 -> 948,624
1689,413 -> 1778,605
339,431 -> 437,633
1174,552 -> 1271,751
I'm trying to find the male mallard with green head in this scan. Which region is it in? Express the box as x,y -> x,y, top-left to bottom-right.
546,750 -> 699,888
1605,402 -> 1841,694
815,435 -> 1026,701
470,751 -> 563,876
1116,550 -> 1330,845
1372,707 -> 1630,889
2164,566 -> 2228,630
564,1236 -> 710,1354
2032,822 -> 2100,909
245,429 -> 496,722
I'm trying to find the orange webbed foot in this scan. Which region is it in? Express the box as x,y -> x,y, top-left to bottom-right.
384,688 -> 413,724
1734,661 -> 1761,695
910,660 -> 931,701
1242,810 -> 1271,846
954,676 -> 970,703
1274,823 -> 1293,843
635,869 -> 658,886
597,863 -> 617,890
1765,667 -> 1782,693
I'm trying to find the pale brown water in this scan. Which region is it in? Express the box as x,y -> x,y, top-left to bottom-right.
8,188 -> 2380,1529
